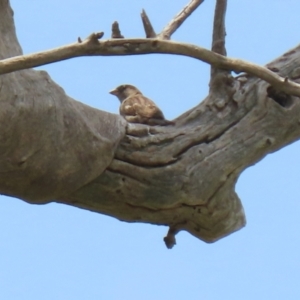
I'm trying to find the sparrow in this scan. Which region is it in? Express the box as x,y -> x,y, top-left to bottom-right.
109,84 -> 174,126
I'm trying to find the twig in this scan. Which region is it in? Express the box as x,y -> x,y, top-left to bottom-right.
211,0 -> 227,56
86,32 -> 104,43
210,0 -> 228,81
158,0 -> 205,40
111,21 -> 124,38
1,38 -> 300,97
141,9 -> 156,38
164,226 -> 179,249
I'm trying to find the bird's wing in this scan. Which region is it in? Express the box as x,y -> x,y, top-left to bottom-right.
120,97 -> 137,116
120,95 -> 165,119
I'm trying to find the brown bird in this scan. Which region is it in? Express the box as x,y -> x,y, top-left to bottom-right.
109,84 -> 174,126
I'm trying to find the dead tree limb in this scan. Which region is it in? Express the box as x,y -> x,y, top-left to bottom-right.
210,0 -> 228,79
211,0 -> 227,56
1,0 -> 300,247
158,0 -> 205,39
141,10 -> 156,38
1,38 -> 300,97
209,0 -> 232,107
111,21 -> 124,39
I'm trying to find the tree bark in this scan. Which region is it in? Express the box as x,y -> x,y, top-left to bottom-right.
0,1 -> 126,201
1,0 -> 300,247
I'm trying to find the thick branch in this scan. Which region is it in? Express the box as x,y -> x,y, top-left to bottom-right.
3,0 -> 300,247
1,38 -> 300,97
158,0 -> 205,39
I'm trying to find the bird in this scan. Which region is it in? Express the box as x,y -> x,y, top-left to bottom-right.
109,84 -> 174,126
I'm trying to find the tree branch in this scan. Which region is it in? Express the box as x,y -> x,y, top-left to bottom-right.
141,9 -> 156,38
158,0 -> 205,39
1,37 -> 300,97
111,21 -> 124,39
210,0 -> 230,96
139,1 -> 204,39
3,0 -> 300,247
211,0 -> 227,56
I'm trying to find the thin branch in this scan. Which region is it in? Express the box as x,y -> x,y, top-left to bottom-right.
111,21 -> 124,39
164,226 -> 179,249
211,0 -> 227,56
158,0 -> 205,40
85,32 -> 104,43
1,38 -> 300,97
141,9 -> 156,38
210,0 -> 228,83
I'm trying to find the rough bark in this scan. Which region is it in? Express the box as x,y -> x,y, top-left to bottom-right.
1,0 -> 300,246
0,1 -> 126,202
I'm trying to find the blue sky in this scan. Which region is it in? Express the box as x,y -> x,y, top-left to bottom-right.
2,0 -> 300,299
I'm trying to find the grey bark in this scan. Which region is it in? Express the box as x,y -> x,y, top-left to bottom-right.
1,0 -> 300,246
0,1 -> 126,202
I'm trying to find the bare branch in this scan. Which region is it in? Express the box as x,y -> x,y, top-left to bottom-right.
210,0 -> 229,91
85,32 -> 104,43
211,0 -> 227,56
141,9 -> 156,38
1,38 -> 300,97
111,21 -> 124,39
164,226 -> 180,249
158,0 -> 205,40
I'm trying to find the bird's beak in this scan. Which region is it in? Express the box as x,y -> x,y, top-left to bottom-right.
109,88 -> 118,96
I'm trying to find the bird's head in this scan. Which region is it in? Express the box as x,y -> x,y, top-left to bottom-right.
109,84 -> 142,102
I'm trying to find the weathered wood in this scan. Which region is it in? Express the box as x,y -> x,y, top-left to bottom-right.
1,0 -> 300,246
62,53 -> 300,243
0,1 -> 126,201
158,0 -> 205,40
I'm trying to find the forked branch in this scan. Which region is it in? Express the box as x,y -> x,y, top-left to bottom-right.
0,0 -> 299,97
3,0 -> 300,248
139,0 -> 204,39
158,0 -> 205,39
